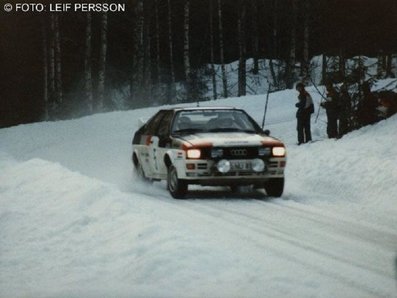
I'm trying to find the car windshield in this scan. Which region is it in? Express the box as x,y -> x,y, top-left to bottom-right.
171,109 -> 259,135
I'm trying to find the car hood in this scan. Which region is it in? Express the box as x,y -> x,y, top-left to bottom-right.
178,132 -> 284,147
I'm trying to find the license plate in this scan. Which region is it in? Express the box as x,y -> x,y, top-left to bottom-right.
230,160 -> 251,171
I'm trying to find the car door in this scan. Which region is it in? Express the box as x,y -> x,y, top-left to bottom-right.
141,111 -> 166,177
155,111 -> 174,177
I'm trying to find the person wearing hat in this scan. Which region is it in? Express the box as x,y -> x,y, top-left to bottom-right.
295,82 -> 314,145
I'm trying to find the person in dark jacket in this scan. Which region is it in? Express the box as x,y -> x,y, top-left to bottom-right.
321,82 -> 339,138
295,82 -> 314,145
357,81 -> 378,127
338,83 -> 352,137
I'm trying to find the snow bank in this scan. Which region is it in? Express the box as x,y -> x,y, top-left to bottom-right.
1,86 -> 397,297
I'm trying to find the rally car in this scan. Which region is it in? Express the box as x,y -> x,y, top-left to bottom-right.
132,107 -> 286,199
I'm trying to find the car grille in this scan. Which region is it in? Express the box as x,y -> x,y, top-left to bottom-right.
230,148 -> 247,156
200,146 -> 271,159
222,147 -> 260,159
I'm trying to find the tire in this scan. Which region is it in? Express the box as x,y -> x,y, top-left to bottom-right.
167,165 -> 188,199
264,178 -> 284,197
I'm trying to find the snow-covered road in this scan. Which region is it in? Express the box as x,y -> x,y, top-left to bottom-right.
1,90 -> 396,297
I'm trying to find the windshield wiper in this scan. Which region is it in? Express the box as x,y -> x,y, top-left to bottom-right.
208,128 -> 256,133
172,128 -> 203,135
208,128 -> 237,132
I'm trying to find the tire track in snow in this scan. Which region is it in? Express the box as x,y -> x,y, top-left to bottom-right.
181,199 -> 395,298
132,192 -> 394,298
264,200 -> 397,250
196,199 -> 395,277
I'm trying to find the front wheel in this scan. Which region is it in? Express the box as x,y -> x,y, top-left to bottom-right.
167,165 -> 188,199
264,178 -> 284,197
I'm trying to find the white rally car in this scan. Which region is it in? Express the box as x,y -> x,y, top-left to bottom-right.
132,107 -> 286,198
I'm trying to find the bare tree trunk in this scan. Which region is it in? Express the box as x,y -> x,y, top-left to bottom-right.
339,49 -> 345,82
183,0 -> 191,97
154,0 -> 162,99
251,0 -> 259,75
377,51 -> 383,78
42,19 -> 49,121
237,0 -> 246,96
85,12 -> 93,113
143,10 -> 152,103
209,0 -> 217,99
54,14 -> 63,107
131,0 -> 144,106
97,11 -> 108,112
386,53 -> 393,77
269,0 -> 278,87
49,15 -> 56,109
322,53 -> 327,84
302,0 -> 310,80
217,0 -> 228,98
167,0 -> 176,103
286,0 -> 297,88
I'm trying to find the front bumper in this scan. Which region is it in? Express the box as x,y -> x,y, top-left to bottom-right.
175,157 -> 286,185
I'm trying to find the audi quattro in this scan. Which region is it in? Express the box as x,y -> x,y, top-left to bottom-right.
132,107 -> 286,199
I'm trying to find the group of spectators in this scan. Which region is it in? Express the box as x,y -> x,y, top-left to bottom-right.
294,81 -> 397,144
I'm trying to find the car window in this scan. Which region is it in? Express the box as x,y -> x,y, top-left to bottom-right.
172,109 -> 259,134
145,111 -> 166,135
157,111 -> 173,137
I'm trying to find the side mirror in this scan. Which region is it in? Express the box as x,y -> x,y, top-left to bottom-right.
263,129 -> 270,136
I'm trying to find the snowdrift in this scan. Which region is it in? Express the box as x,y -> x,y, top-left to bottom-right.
1,88 -> 397,297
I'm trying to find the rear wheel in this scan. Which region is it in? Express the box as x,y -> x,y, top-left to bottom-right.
167,165 -> 188,199
264,178 -> 284,197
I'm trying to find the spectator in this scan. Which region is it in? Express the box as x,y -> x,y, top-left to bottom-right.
320,82 -> 339,138
357,81 -> 378,126
338,84 -> 352,137
295,82 -> 314,145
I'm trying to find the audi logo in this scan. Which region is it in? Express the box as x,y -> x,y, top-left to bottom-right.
230,149 -> 247,156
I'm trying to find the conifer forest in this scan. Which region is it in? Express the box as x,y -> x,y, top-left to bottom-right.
1,0 -> 397,127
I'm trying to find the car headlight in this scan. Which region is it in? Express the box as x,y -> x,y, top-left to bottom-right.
217,159 -> 231,173
252,158 -> 265,172
272,146 -> 286,157
186,149 -> 201,159
211,148 -> 223,158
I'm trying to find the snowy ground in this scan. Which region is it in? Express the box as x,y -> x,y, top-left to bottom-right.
1,87 -> 397,298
